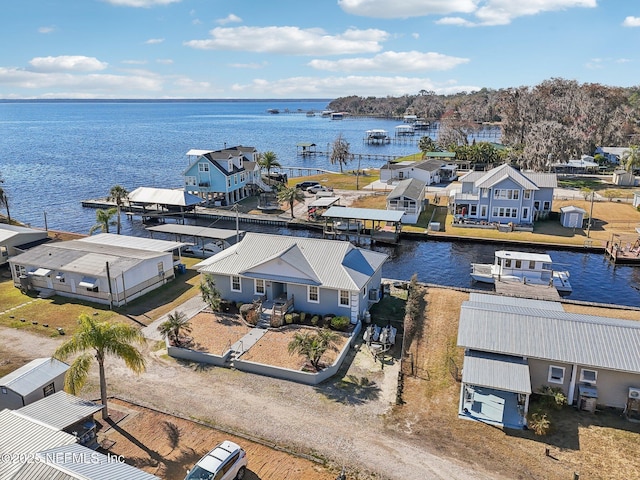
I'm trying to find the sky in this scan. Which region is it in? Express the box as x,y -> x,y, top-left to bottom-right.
1,0 -> 639,99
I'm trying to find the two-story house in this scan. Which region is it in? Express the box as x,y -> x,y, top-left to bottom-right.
449,163 -> 557,226
183,145 -> 268,206
380,156 -> 457,186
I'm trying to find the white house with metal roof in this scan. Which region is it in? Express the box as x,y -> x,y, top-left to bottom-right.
8,235 -> 184,307
0,358 -> 69,410
386,178 -> 426,224
457,293 -> 640,429
0,224 -> 49,266
450,163 -> 557,226
196,233 -> 388,323
380,157 -> 456,185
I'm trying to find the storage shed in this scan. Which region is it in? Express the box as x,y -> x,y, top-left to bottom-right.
0,358 -> 69,410
559,205 -> 586,228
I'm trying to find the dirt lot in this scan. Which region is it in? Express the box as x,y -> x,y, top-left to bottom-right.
100,398 -> 334,480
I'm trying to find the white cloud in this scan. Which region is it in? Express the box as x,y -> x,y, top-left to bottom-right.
411,32 -> 420,39
145,38 -> 164,44
28,56 -> 108,73
216,14 -> 242,25
230,75 -> 480,97
185,26 -> 388,55
623,16 -> 640,27
338,0 -> 477,18
229,62 -> 267,69
340,0 -> 596,26
156,59 -> 174,64
308,51 -> 469,72
122,59 -> 148,65
101,0 -> 182,7
38,26 -> 56,34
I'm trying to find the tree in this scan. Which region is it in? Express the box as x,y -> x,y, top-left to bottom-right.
157,310 -> 192,347
330,134 -> 351,173
107,185 -> 129,235
53,313 -> 146,419
258,151 -> 281,185
418,136 -> 438,157
287,328 -> 339,370
623,145 -> 640,172
200,274 -> 221,312
276,185 -> 305,218
89,207 -> 117,235
0,175 -> 10,224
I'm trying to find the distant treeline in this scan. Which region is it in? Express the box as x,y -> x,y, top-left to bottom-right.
328,78 -> 640,171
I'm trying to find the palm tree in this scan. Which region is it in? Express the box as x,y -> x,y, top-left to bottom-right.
623,145 -> 640,173
330,134 -> 351,173
107,185 -> 129,235
200,274 -> 221,312
0,177 -> 10,224
258,151 -> 281,185
157,310 -> 192,347
89,207 -> 117,235
287,328 -> 339,370
277,185 -> 305,218
53,313 -> 146,419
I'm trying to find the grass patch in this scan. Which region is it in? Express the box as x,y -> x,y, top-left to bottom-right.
558,178 -> 604,190
286,171 -> 380,190
368,290 -> 407,325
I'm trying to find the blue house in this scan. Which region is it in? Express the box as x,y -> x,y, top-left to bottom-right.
449,164 -> 557,225
196,233 -> 388,324
183,145 -> 269,206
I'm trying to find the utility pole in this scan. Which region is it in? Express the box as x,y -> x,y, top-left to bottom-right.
587,191 -> 595,238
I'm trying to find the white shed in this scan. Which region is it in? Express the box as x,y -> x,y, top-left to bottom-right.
612,169 -> 636,186
560,206 -> 586,228
0,358 -> 69,410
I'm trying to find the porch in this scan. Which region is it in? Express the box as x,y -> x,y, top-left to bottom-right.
460,386 -> 527,430
258,293 -> 295,327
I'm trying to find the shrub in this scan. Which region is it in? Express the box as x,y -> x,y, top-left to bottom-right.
300,312 -> 307,322
235,301 -> 244,310
291,312 -> 301,324
285,313 -> 294,324
527,409 -> 551,436
245,308 -> 259,326
239,303 -> 255,321
538,385 -> 568,410
330,315 -> 350,331
311,315 -> 319,326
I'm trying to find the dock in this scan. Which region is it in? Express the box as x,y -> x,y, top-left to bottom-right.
604,237 -> 640,264
494,279 -> 561,301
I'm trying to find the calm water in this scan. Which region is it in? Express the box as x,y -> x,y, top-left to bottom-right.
1,100 -> 638,307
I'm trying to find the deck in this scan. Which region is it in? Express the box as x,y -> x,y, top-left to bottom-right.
604,238 -> 640,264
494,279 -> 561,301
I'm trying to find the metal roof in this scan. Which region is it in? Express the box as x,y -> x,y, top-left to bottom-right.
387,178 -> 426,201
0,409 -> 76,479
468,293 -> 564,311
322,207 -> 404,222
197,233 -> 387,291
457,300 -> 640,373
0,358 -> 69,396
414,159 -> 448,171
16,391 -> 103,430
462,351 -> 532,394
475,164 -> 540,190
30,443 -> 160,480
494,250 -> 552,263
146,224 -> 243,242
560,205 -> 586,214
9,241 -> 169,278
128,187 -> 203,207
309,197 -> 340,208
78,233 -> 186,252
0,224 -> 48,244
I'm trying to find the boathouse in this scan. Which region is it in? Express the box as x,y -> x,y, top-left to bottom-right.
322,207 -> 404,244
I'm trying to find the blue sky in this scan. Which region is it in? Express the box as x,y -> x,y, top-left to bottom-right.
1,0 -> 638,99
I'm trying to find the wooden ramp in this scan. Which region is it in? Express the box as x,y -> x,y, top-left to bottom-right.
494,279 -> 561,301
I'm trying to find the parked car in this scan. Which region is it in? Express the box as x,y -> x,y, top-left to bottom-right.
306,184 -> 332,194
182,241 -> 225,258
184,440 -> 247,480
295,180 -> 320,190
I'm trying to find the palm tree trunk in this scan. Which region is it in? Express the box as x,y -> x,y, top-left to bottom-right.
290,201 -> 295,218
98,355 -> 109,420
116,205 -> 121,235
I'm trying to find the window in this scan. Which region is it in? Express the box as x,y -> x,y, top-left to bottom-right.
1,387 -> 7,394
515,260 -> 522,269
198,162 -> 209,172
56,272 -> 65,283
543,201 -> 551,211
524,190 -> 531,199
185,176 -> 197,186
548,365 -> 565,384
522,207 -> 529,220
512,190 -> 520,200
227,178 -> 231,188
529,261 -> 536,269
231,276 -> 241,292
308,285 -> 319,303
43,382 -> 55,397
480,205 -> 487,217
481,188 -> 489,198
534,201 -> 540,210
339,290 -> 350,306
470,205 -> 477,216
504,259 -> 512,268
580,369 -> 597,384
255,279 -> 265,295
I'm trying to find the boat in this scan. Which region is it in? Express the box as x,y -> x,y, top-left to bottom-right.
306,111 -> 315,117
365,129 -> 390,144
334,221 -> 364,232
470,250 -> 572,294
267,108 -> 280,114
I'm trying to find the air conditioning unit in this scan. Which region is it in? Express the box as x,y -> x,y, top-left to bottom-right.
629,387 -> 640,399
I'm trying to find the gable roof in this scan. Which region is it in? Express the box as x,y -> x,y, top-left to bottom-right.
387,178 -> 426,201
414,159 -> 448,172
460,163 -> 557,190
0,409 -> 76,479
0,224 -> 48,244
197,233 -> 387,290
78,233 -> 185,252
0,358 -> 69,396
457,296 -> 640,373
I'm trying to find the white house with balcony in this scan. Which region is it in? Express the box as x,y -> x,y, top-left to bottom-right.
386,178 -> 426,224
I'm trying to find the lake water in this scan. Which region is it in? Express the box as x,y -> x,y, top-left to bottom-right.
1,100 -> 638,307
